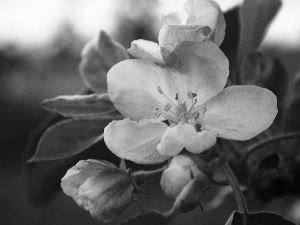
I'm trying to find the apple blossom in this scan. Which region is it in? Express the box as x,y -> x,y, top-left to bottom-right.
104,41 -> 278,164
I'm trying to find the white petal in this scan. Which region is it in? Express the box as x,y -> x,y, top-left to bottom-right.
157,123 -> 216,155
184,130 -> 217,154
158,24 -> 210,59
104,119 -> 169,164
184,0 -> 225,46
157,124 -> 186,156
201,85 -> 278,140
107,59 -> 178,121
162,12 -> 182,25
127,40 -> 164,64
167,41 -> 229,105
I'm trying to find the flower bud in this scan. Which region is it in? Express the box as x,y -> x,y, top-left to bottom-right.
61,159 -> 134,223
160,153 -> 213,200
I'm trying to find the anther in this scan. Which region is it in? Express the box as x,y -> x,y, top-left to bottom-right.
155,111 -> 161,118
157,86 -> 177,107
164,103 -> 172,112
157,86 -> 164,94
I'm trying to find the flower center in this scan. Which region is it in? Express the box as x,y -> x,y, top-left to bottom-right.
155,86 -> 206,127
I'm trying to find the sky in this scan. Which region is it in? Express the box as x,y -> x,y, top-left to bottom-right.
0,0 -> 299,51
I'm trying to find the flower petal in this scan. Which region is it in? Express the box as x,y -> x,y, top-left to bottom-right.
184,130 -> 217,154
104,119 -> 169,164
157,124 -> 186,156
201,85 -> 278,140
166,41 -> 229,105
127,39 -> 164,64
158,123 -> 216,156
107,59 -> 178,121
158,24 -> 210,59
184,0 -> 225,46
162,12 -> 182,25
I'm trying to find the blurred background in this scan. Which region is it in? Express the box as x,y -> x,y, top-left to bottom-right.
1,0 -> 300,224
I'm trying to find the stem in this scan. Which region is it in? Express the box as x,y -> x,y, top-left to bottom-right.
244,132 -> 300,160
221,161 -> 248,224
132,166 -> 167,186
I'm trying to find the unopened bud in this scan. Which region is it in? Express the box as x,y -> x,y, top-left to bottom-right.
160,153 -> 212,200
61,159 -> 135,223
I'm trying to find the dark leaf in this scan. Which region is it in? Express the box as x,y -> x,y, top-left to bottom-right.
225,211 -> 296,225
29,118 -> 111,162
284,72 -> 300,132
120,212 -> 173,225
42,93 -> 122,119
238,0 -> 281,63
258,154 -> 284,171
220,7 -> 240,84
247,153 -> 285,175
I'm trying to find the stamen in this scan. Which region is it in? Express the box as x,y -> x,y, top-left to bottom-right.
176,102 -> 188,118
157,86 -> 163,94
157,86 -> 177,107
194,112 -> 200,120
164,103 -> 172,112
156,108 -> 178,123
187,98 -> 198,115
155,111 -> 161,118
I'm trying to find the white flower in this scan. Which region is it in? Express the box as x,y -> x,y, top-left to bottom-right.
103,41 -> 278,164
128,0 -> 226,63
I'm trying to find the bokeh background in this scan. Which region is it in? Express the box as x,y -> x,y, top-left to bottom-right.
1,0 -> 300,224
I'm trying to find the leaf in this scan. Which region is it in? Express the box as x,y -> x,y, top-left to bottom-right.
225,211 -> 296,225
29,118 -> 111,161
79,31 -> 129,93
250,154 -> 286,182
238,0 -> 281,69
221,7 -> 240,84
284,72 -> 300,132
257,154 -> 284,171
42,93 -> 122,119
120,211 -> 173,225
